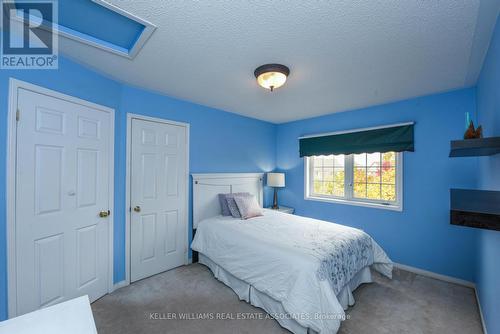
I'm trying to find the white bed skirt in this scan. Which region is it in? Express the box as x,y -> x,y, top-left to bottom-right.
199,253 -> 373,334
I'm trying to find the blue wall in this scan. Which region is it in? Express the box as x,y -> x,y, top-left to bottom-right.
276,89 -> 479,282
115,85 -> 276,281
476,14 -> 500,334
1,19 -> 498,330
0,56 -> 276,320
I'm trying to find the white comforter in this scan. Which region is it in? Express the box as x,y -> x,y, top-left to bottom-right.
191,209 -> 392,334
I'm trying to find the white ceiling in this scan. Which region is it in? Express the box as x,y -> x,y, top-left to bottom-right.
60,0 -> 500,123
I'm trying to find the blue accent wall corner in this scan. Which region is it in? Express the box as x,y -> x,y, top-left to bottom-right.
476,13 -> 500,334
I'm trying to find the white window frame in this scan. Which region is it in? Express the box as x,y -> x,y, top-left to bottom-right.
304,152 -> 403,211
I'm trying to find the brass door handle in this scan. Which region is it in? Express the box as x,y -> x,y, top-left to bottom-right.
99,210 -> 110,218
133,206 -> 141,213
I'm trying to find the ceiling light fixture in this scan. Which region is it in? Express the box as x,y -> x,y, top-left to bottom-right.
254,64 -> 290,92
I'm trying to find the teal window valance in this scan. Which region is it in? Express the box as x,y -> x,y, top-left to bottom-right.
299,123 -> 414,157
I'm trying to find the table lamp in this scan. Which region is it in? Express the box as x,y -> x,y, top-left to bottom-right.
267,172 -> 285,209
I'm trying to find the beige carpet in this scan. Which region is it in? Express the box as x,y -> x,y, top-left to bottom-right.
91,264 -> 483,334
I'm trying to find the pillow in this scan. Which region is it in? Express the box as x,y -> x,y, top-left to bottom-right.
234,195 -> 263,219
218,193 -> 232,216
219,192 -> 250,217
225,193 -> 252,218
226,197 -> 240,218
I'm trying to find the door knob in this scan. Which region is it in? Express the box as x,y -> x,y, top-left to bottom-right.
133,206 -> 141,212
99,210 -> 110,218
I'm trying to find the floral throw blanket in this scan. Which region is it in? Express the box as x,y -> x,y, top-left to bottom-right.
291,224 -> 378,295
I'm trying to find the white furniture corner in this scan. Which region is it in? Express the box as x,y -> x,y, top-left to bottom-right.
0,296 -> 97,334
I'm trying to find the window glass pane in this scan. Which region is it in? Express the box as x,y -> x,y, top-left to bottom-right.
333,168 -> 344,183
313,156 -> 323,167
354,167 -> 366,183
310,155 -> 346,197
366,167 -> 380,183
333,181 -> 344,197
313,180 -> 323,194
323,181 -> 334,195
333,168 -> 344,197
366,152 -> 380,167
354,153 -> 366,167
324,168 -> 334,181
314,168 -> 323,180
308,152 -> 398,205
323,155 -> 334,167
382,167 -> 396,184
382,184 -> 396,201
333,154 -> 345,167
353,183 -> 366,198
351,152 -> 397,203
382,152 -> 396,166
367,183 -> 381,199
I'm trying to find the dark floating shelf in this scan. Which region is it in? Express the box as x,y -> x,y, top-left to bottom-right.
449,137 -> 500,157
450,189 -> 500,231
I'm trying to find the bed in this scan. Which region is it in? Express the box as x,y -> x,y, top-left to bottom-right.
190,173 -> 393,334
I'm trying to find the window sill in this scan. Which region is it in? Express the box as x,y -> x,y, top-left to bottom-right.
305,195 -> 402,212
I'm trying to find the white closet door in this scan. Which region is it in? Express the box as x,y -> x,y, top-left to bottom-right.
130,118 -> 187,282
15,88 -> 111,316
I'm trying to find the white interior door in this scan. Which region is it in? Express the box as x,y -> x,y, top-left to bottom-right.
130,118 -> 187,282
15,87 -> 112,316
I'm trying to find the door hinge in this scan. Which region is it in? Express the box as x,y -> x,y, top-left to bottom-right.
16,109 -> 20,122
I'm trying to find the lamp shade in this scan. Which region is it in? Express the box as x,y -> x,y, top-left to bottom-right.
267,173 -> 285,187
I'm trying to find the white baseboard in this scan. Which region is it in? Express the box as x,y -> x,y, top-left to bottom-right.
474,288 -> 488,334
393,263 -> 487,334
393,263 -> 475,288
112,280 -> 129,292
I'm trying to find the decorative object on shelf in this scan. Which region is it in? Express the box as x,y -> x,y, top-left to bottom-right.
267,172 -> 285,209
463,112 -> 483,139
254,64 -> 290,91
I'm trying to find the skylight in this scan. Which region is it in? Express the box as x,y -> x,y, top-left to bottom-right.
14,0 -> 156,58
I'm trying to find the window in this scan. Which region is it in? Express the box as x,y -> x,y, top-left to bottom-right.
305,152 -> 402,210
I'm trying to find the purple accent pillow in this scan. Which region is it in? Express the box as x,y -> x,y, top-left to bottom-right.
218,193 -> 232,216
234,195 -> 263,220
219,192 -> 249,216
226,197 -> 241,218
226,193 -> 251,218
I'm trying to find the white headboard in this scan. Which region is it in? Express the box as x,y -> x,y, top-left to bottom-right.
192,173 -> 264,229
